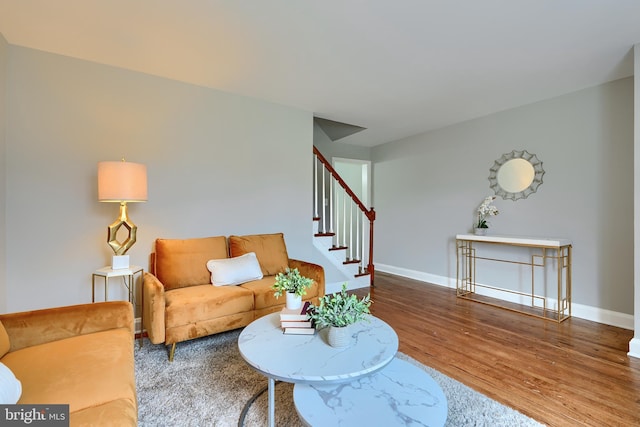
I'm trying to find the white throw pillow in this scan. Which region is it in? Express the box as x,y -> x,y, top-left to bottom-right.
207,252 -> 264,286
0,362 -> 21,404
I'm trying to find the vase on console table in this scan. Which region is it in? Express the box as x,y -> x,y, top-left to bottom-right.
474,227 -> 487,236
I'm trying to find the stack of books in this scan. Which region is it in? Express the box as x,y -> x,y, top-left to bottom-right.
280,301 -> 315,335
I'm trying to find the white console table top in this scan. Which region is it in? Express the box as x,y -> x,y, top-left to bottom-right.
456,234 -> 571,248
238,313 -> 398,384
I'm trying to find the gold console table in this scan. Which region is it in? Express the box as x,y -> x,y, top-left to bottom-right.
456,234 -> 572,322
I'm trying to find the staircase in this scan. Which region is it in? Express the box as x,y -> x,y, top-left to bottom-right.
313,146 -> 375,292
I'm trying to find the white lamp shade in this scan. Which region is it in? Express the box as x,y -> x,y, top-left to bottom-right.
98,161 -> 148,202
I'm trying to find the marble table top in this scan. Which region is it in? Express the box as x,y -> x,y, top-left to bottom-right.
237,313 -> 398,384
456,233 -> 571,248
293,357 -> 448,427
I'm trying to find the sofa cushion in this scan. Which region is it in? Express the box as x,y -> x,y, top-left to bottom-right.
229,233 -> 289,276
207,252 -> 263,286
1,329 -> 135,417
0,321 -> 9,358
239,276 -> 320,310
156,236 -> 228,290
69,398 -> 137,426
165,285 -> 254,327
0,362 -> 21,404
238,277 -> 278,310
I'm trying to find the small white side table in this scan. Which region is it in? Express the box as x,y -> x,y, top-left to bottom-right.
92,265 -> 143,304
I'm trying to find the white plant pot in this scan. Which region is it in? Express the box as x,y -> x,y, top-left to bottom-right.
286,292 -> 302,310
474,227 -> 487,236
327,325 -> 351,348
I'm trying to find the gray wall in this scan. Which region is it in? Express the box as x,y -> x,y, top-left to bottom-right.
313,122 -> 371,162
0,34 -> 7,312
372,77 -> 634,317
3,45 -> 316,312
2,39 -> 635,325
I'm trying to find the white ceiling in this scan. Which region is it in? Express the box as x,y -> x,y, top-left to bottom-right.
1,1 -> 639,147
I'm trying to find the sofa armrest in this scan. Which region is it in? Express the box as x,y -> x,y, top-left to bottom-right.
0,301 -> 133,352
289,259 -> 325,297
143,272 -> 166,344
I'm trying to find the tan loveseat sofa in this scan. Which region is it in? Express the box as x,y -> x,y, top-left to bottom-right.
0,301 -> 137,426
143,233 -> 325,361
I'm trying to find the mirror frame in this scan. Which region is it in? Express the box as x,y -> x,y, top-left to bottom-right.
488,150 -> 544,201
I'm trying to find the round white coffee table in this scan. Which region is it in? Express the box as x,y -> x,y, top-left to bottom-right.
293,357 -> 448,426
238,313 -> 398,427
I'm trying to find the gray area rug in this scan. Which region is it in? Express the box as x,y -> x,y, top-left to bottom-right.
135,329 -> 544,426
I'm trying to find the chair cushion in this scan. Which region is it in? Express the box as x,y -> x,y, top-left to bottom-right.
229,233 -> 289,276
165,285 -> 254,327
1,329 -> 135,415
155,236 -> 228,290
69,398 -> 137,426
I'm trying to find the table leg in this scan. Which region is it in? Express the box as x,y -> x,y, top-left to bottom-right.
128,274 -> 133,304
268,377 -> 275,427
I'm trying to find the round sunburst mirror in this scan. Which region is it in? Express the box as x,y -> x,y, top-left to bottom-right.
488,150 -> 544,201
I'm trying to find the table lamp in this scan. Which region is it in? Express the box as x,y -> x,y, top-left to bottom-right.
98,159 -> 147,269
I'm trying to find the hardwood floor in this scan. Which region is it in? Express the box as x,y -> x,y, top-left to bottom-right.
353,271 -> 640,426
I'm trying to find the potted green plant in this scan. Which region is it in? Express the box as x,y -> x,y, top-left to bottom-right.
475,195 -> 499,235
272,267 -> 314,310
307,284 -> 372,347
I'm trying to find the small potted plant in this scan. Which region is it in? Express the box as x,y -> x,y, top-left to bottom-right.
307,284 -> 372,348
272,267 -> 314,310
475,195 -> 499,235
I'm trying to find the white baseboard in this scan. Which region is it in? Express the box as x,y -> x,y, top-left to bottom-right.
135,317 -> 142,335
376,263 -> 633,330
376,264 -> 455,289
628,338 -> 640,359
570,303 -> 633,330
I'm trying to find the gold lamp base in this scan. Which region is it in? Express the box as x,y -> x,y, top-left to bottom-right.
107,202 -> 137,256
